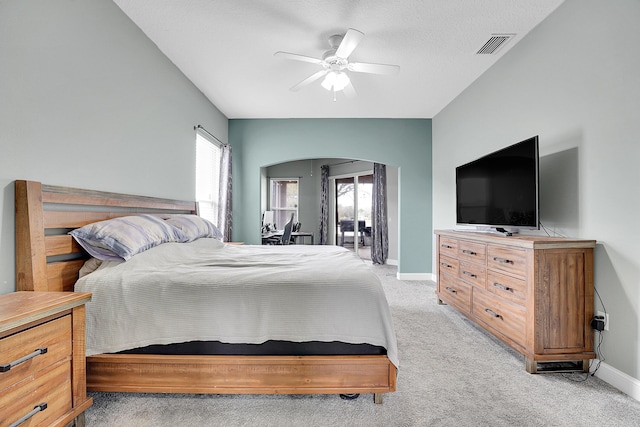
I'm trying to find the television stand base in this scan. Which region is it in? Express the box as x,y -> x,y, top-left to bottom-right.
470,226 -> 518,236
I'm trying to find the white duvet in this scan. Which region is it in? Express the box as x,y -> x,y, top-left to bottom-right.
75,239 -> 399,368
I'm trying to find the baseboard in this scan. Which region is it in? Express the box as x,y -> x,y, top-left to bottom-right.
593,360 -> 640,402
386,258 -> 398,266
396,272 -> 436,281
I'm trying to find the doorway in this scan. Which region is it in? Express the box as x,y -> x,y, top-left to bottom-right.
335,174 -> 372,260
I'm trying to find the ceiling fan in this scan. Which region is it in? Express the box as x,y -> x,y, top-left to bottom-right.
274,28 -> 400,101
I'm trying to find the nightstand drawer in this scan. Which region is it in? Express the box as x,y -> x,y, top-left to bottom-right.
0,315 -> 72,391
0,361 -> 72,427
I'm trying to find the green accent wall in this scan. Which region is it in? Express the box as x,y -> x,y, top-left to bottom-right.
229,118 -> 432,274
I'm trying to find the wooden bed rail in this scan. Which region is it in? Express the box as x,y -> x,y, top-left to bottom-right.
15,180 -> 196,292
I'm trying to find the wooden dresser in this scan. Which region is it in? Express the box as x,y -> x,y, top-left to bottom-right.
435,230 -> 596,373
0,292 -> 92,427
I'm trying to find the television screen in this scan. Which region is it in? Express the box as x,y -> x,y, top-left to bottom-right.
456,136 -> 539,231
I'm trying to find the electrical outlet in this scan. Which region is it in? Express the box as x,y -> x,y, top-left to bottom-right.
597,310 -> 609,331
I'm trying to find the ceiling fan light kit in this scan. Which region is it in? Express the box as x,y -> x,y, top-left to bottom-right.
275,28 -> 400,101
321,71 -> 350,91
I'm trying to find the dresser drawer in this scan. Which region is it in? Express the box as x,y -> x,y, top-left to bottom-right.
458,260 -> 486,288
473,289 -> 525,344
1,361 -> 72,427
487,246 -> 527,278
439,272 -> 471,312
439,255 -> 459,277
458,240 -> 486,263
438,237 -> 458,258
487,270 -> 526,304
0,315 -> 72,391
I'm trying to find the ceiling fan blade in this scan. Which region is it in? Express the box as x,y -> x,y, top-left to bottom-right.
335,28 -> 364,58
349,62 -> 400,75
274,51 -> 323,65
343,82 -> 357,99
290,69 -> 329,92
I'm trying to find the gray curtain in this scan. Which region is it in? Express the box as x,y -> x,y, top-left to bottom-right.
218,144 -> 233,242
371,163 -> 388,264
319,164 -> 330,245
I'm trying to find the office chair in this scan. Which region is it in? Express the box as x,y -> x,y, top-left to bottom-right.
264,213 -> 294,245
280,214 -> 294,245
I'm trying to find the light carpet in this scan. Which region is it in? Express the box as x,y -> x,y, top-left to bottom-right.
85,263 -> 640,426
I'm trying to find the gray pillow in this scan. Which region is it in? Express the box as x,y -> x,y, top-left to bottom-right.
70,214 -> 188,261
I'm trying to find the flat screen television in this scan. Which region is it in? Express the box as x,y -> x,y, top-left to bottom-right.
456,136 -> 539,234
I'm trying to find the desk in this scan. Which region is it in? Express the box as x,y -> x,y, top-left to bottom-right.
291,231 -> 314,245
262,231 -> 314,245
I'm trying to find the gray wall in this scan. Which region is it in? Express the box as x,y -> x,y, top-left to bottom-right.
230,118 -> 432,276
433,0 -> 640,384
0,0 -> 227,294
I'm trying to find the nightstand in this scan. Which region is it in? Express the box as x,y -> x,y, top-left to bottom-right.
0,292 -> 92,427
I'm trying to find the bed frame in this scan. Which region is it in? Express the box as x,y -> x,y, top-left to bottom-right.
15,180 -> 396,403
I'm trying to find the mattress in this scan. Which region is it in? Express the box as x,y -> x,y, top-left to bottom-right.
118,340 -> 386,356
75,239 -> 399,368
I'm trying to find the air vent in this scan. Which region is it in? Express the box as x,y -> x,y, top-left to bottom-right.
476,34 -> 515,55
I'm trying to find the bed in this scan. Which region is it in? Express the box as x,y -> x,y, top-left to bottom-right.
15,180 -> 397,404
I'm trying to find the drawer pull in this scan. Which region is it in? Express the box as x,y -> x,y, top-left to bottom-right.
485,308 -> 501,318
493,282 -> 513,292
0,347 -> 48,373
440,262 -> 452,268
462,249 -> 477,255
445,286 -> 457,294
462,270 -> 477,278
442,244 -> 453,249
493,257 -> 513,264
9,402 -> 47,427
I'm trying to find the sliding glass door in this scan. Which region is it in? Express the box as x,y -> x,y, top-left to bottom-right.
336,177 -> 355,247
335,174 -> 372,258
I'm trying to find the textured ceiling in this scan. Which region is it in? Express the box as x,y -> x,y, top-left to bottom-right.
113,0 -> 564,119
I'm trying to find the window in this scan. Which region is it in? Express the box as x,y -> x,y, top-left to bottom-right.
269,178 -> 298,228
195,130 -> 222,226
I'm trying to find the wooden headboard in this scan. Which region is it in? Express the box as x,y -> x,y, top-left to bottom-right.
15,180 -> 196,292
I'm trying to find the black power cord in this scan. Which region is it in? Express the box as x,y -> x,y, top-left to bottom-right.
590,328 -> 606,376
563,312 -> 607,382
